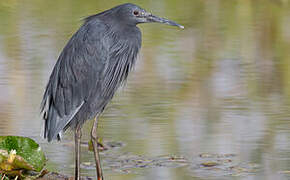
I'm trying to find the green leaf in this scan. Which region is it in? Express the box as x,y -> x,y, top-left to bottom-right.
0,136 -> 46,172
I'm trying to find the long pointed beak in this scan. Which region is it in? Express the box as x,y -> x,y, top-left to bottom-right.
145,13 -> 184,29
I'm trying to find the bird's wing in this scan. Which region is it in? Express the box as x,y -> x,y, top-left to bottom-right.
41,20 -> 109,141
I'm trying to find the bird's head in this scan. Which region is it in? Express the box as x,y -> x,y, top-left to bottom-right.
114,3 -> 184,29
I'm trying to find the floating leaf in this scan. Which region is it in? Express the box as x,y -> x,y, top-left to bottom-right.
88,139 -> 123,152
0,136 -> 46,172
201,161 -> 219,167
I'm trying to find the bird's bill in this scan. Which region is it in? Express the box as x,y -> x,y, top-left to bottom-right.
146,13 -> 184,29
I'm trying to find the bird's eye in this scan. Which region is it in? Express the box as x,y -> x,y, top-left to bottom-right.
133,10 -> 139,16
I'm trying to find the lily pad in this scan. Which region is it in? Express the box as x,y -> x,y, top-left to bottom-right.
0,136 -> 46,172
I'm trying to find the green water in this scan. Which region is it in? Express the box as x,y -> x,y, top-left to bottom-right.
0,0 -> 290,179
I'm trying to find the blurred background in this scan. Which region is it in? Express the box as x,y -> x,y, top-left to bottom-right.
0,0 -> 290,179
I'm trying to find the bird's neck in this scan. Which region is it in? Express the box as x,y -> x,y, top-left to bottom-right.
110,23 -> 140,42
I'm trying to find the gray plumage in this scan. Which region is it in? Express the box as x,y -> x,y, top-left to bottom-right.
41,4 -> 141,141
40,3 -> 183,179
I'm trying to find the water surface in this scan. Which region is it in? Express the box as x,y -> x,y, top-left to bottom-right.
0,0 -> 290,179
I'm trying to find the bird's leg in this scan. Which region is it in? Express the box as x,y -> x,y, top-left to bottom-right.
91,116 -> 103,180
75,124 -> 82,180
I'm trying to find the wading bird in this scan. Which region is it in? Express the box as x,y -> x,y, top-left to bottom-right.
41,3 -> 183,180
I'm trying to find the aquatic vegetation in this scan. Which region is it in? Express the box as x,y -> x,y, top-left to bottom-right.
0,136 -> 46,179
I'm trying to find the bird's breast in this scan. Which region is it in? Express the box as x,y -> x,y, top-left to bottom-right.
100,29 -> 140,97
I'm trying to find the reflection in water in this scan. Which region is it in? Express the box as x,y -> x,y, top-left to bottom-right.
0,0 -> 290,179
